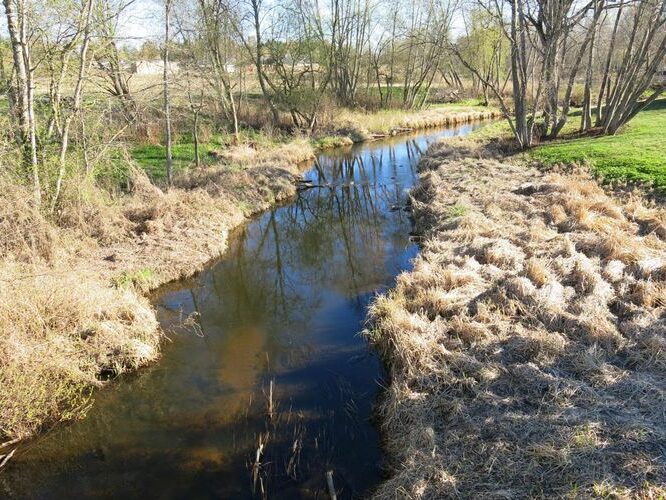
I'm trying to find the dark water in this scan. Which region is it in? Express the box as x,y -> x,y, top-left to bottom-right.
1,123 -> 483,499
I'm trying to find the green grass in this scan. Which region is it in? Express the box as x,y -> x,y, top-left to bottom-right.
131,142 -> 218,180
532,100 -> 666,193
446,203 -> 468,218
112,267 -> 158,292
311,135 -> 354,150
131,129 -> 288,180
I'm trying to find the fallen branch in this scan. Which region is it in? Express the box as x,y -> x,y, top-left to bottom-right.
0,448 -> 16,470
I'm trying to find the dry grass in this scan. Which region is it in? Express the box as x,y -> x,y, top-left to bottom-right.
0,265 -> 159,439
0,140 -> 307,442
323,107 -> 499,142
368,137 -> 666,498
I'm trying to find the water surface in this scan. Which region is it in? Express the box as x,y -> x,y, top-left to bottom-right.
2,122 -> 483,499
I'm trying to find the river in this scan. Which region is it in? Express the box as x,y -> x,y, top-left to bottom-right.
1,121 -> 484,499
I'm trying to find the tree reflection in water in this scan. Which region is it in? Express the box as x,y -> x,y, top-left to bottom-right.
2,123 -> 483,499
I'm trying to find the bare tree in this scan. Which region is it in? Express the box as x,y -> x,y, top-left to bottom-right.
52,0 -> 96,211
164,0 -> 174,186
94,0 -> 138,121
191,0 -> 240,142
399,0 -> 455,109
595,0 -> 666,134
3,0 -> 40,204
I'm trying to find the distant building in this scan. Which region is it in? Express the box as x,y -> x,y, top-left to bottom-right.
131,60 -> 181,76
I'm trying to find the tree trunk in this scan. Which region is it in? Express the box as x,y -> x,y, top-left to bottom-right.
163,0 -> 173,187
3,0 -> 40,205
250,0 -> 280,126
193,109 -> 200,168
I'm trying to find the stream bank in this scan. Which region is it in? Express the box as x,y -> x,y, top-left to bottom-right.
1,122 -> 489,497
0,108 -> 496,449
367,137 -> 666,498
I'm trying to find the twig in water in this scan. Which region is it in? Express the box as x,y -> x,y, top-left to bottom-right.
267,379 -> 274,421
0,448 -> 17,470
286,438 -> 301,479
251,433 -> 267,494
326,470 -> 337,500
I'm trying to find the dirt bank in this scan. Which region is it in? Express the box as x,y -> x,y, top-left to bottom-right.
368,138 -> 666,497
0,109 -> 496,452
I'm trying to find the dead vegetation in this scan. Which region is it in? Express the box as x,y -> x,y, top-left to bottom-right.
0,108 -> 496,449
0,142 -> 307,442
368,137 -> 666,498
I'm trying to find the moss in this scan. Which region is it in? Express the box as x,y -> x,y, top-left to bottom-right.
112,268 -> 158,292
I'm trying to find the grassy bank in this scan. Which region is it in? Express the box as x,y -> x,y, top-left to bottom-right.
132,105 -> 499,178
462,100 -> 666,197
0,106 -> 494,449
532,100 -> 666,194
367,138 -> 666,497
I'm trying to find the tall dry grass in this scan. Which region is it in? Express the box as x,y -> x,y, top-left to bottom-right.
320,107 -> 499,143
0,139 -> 308,442
368,138 -> 666,498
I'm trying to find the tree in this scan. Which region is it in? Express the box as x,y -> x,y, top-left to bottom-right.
3,0 -> 40,204
51,0 -> 96,212
189,0 -> 241,142
456,8 -> 508,105
94,0 -> 138,121
595,0 -> 666,134
164,0 -> 174,186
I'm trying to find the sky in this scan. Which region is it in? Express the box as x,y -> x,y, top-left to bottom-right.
0,0 -> 470,49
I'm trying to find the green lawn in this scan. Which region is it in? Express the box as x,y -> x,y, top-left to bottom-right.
131,142 -> 219,180
131,130 -> 284,180
532,100 -> 666,193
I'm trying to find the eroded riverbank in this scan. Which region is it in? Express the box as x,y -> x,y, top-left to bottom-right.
1,123 -> 487,497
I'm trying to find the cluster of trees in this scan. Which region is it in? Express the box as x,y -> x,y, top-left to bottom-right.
1,0 -> 665,206
456,0 -> 666,147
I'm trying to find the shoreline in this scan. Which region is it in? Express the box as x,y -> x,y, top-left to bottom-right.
367,136 -> 666,497
0,108 -> 497,454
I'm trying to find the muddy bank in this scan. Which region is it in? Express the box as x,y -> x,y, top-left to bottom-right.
368,138 -> 666,497
0,109 -> 495,454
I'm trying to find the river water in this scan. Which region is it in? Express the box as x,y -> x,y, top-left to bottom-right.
2,122 -> 483,499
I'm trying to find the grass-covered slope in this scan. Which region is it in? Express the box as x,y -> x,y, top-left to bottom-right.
368,138 -> 666,498
532,100 -> 666,194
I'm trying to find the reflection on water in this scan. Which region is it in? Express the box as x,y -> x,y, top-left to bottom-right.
1,123 -> 483,499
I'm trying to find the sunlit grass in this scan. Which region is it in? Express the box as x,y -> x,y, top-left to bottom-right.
532,100 -> 666,193
131,130 -> 289,180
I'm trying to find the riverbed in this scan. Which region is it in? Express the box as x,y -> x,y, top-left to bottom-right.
2,122 -> 484,499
